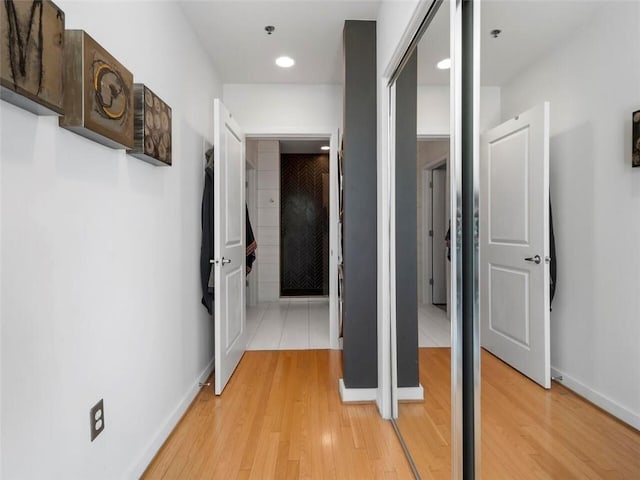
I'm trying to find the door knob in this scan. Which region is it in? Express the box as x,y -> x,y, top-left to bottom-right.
524,255 -> 541,264
221,257 -> 231,265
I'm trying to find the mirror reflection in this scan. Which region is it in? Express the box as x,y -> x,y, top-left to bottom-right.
395,1 -> 453,478
394,1 -> 640,478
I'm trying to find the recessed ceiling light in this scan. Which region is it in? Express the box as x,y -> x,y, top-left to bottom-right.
321,145 -> 330,151
437,58 -> 451,70
276,56 -> 295,68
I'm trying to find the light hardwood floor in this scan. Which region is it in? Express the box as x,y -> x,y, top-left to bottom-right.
144,348 -> 640,479
397,348 -> 640,479
143,350 -> 413,479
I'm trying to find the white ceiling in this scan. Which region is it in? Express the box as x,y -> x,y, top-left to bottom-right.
418,0 -> 603,86
181,0 -> 603,87
180,1 -> 381,84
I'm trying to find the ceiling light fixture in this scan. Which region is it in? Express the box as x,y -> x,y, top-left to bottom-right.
321,145 -> 330,151
276,56 -> 295,68
437,58 -> 451,70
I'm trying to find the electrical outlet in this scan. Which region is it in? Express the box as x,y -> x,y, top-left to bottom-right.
90,399 -> 105,441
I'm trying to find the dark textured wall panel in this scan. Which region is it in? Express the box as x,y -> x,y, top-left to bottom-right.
280,154 -> 329,296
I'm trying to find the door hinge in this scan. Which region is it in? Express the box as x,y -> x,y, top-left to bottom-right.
428,230 -> 433,237
429,181 -> 433,188
429,278 -> 434,285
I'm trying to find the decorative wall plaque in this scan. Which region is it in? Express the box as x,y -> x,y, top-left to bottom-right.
0,0 -> 65,115
128,84 -> 172,166
59,30 -> 133,149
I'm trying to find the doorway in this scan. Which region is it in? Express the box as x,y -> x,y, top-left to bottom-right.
417,139 -> 451,348
244,138 -> 334,351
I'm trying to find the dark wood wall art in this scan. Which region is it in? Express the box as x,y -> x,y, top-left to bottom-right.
129,84 -> 172,166
633,110 -> 640,168
59,30 -> 133,149
0,0 -> 65,115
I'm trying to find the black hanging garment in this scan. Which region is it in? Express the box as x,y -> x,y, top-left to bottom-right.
549,197 -> 557,306
200,148 -> 215,314
246,206 -> 257,274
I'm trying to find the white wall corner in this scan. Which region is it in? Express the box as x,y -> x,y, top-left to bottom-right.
550,367 -> 640,431
129,357 -> 216,478
339,379 -> 377,403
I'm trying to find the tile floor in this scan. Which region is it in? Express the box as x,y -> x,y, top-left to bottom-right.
246,299 -> 331,350
418,303 -> 451,347
247,298 -> 450,350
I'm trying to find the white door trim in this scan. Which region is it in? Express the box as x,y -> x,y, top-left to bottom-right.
246,168 -> 257,307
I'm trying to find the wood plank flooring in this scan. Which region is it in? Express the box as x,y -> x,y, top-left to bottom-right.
144,348 -> 640,479
142,350 -> 413,479
397,348 -> 640,479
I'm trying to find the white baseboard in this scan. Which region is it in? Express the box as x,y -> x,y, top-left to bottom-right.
339,378 -> 377,403
551,367 -> 640,431
397,384 -> 424,401
128,357 -> 216,478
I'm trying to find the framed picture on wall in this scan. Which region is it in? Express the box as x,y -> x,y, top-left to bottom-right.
59,30 -> 134,149
633,110 -> 640,168
0,0 -> 65,115
128,84 -> 172,166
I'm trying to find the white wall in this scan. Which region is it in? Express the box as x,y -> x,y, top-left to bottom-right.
0,2 -> 221,478
222,84 -> 342,135
417,85 -> 501,135
501,2 -> 640,428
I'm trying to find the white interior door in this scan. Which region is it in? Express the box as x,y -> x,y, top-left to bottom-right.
214,98 -> 247,395
480,102 -> 551,389
431,167 -> 447,305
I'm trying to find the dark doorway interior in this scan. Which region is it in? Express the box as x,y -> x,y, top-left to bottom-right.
280,153 -> 329,296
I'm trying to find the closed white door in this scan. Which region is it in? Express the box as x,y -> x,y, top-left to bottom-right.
214,99 -> 247,395
480,102 -> 551,389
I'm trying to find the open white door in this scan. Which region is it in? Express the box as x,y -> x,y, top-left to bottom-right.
480,102 -> 551,389
213,98 -> 247,395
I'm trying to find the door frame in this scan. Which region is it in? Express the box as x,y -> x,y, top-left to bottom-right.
419,148 -> 449,307
245,131 -> 340,350
429,164 -> 446,306
246,167 -> 258,307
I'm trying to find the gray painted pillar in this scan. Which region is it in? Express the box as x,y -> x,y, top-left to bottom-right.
342,20 -> 378,388
395,51 -> 419,388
